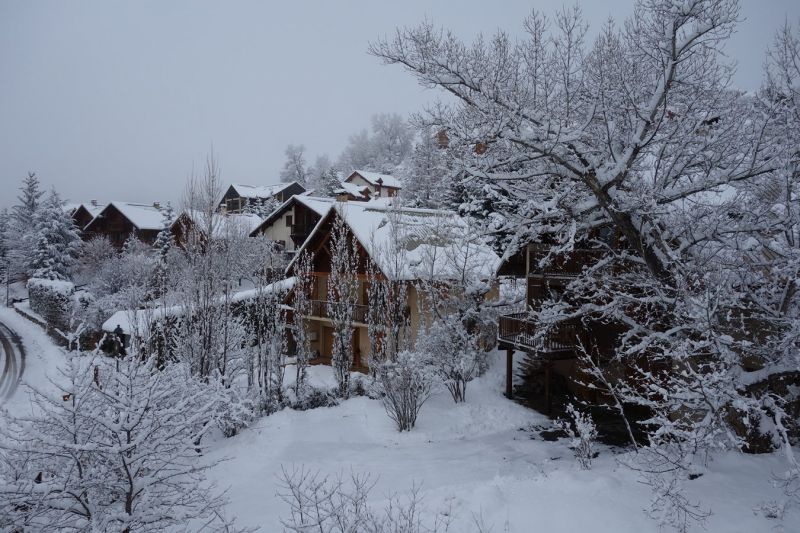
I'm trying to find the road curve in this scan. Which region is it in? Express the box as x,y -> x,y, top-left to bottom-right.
0,319 -> 25,401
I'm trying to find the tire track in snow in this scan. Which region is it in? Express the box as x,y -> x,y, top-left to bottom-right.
0,319 -> 26,401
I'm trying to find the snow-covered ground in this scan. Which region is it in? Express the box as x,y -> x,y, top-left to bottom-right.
204,352 -> 800,532
0,307 -> 66,415
2,316 -> 798,532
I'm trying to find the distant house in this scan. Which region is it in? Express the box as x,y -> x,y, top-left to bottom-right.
342,170 -> 402,199
68,201 -> 106,232
286,202 -> 500,370
333,181 -> 372,202
249,195 -> 334,254
83,201 -> 169,247
218,182 -> 306,213
171,210 -> 264,248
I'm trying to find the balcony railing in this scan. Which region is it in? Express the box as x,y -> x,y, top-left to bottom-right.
498,312 -> 581,353
308,300 -> 369,324
527,245 -> 605,278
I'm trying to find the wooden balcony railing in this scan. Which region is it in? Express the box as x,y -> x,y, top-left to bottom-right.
308,300 -> 369,324
498,312 -> 581,353
527,245 -> 605,278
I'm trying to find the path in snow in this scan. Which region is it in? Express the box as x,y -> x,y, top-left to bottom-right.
0,318 -> 26,400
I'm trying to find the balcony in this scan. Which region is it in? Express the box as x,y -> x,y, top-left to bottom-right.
528,245 -> 605,278
498,312 -> 581,355
290,224 -> 311,246
308,300 -> 370,324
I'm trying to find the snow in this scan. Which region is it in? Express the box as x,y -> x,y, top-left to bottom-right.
27,278 -> 75,295
87,201 -> 168,231
0,307 -> 65,416
340,202 -> 501,281
229,182 -> 298,199
253,194 -> 335,236
203,351 -> 800,532
334,181 -> 371,198
174,210 -> 264,238
350,170 -> 403,189
102,277 -> 296,334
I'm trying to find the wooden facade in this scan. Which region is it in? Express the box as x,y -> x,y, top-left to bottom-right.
83,203 -> 162,248
218,182 -> 306,213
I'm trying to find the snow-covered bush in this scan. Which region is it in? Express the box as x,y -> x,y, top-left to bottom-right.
27,277 -> 74,330
290,385 -> 340,411
417,314 -> 485,403
0,355 -> 244,532
279,465 -> 453,533
374,350 -> 434,432
556,403 -> 598,470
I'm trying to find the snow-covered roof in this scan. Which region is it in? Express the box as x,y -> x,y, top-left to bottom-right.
334,182 -> 371,198
229,182 -> 299,199
103,277 -> 296,335
289,202 -> 501,282
86,201 -> 168,231
250,195 -> 335,236
349,170 -> 402,189
174,210 -> 264,238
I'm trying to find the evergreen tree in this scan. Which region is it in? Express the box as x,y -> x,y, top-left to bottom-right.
317,167 -> 343,197
27,190 -> 80,281
0,209 -> 9,285
153,202 -> 175,267
8,172 -> 44,279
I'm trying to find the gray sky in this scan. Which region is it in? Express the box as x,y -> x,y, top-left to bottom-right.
1,0 -> 798,209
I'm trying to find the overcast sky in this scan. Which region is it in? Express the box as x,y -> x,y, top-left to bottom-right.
1,0 -> 798,210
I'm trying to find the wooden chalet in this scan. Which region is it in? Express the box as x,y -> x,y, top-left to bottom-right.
498,241 -> 638,439
218,182 -> 306,213
83,201 -> 168,247
249,195 -> 334,254
286,202 -> 500,371
170,210 -> 264,248
342,170 -> 402,199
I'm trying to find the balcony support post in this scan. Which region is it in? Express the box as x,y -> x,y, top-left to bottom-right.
505,348 -> 514,399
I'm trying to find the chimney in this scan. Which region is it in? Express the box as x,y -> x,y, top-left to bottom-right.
153,201 -> 161,209
91,199 -> 98,207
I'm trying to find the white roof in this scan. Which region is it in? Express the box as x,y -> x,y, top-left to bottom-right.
350,170 -> 402,189
103,277 -> 296,335
290,202 -> 501,282
335,181 -> 371,198
175,210 -> 264,238
85,201 -> 167,231
230,182 -> 297,199
294,195 -> 335,216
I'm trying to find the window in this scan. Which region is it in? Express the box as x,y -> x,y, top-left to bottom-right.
226,198 -> 243,213
286,215 -> 293,227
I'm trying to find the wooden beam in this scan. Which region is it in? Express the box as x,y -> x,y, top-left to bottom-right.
505,348 -> 514,399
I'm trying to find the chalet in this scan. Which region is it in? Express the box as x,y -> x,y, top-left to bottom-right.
497,241 -> 637,436
218,182 -> 306,213
286,202 -> 500,370
83,201 -> 169,247
342,170 -> 402,199
68,201 -> 106,232
249,195 -> 334,254
333,181 -> 372,202
170,210 -> 263,248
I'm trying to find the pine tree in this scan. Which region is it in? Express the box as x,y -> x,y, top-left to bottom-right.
8,172 -> 45,279
153,203 -> 174,266
317,167 -> 343,197
27,190 -> 80,281
0,209 -> 9,287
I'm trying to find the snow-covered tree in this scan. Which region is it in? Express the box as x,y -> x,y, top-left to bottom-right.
152,202 -> 174,292
0,355 -> 242,532
0,209 -> 9,293
338,113 -> 414,174
8,172 -> 45,279
327,209 -> 360,397
374,349 -> 434,432
244,196 -> 278,219
402,127 -> 452,208
291,250 -> 314,397
280,144 -> 309,186
27,190 -> 81,281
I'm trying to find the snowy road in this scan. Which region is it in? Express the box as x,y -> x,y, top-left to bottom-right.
0,319 -> 26,400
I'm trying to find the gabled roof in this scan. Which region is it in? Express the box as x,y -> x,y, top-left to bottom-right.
84,201 -> 168,232
334,181 -> 371,199
227,182 -> 302,199
249,195 -> 335,237
348,170 -> 402,189
288,202 -> 501,281
173,210 -> 264,238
